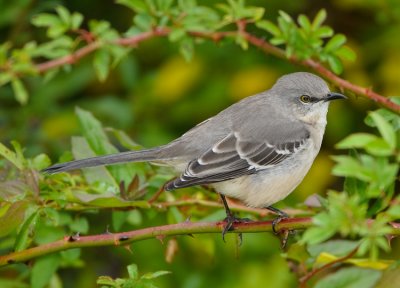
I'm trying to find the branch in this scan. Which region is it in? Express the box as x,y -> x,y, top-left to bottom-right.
298,246 -> 359,288
36,27 -> 170,73
30,27 -> 400,113
243,32 -> 399,113
0,217 -> 312,266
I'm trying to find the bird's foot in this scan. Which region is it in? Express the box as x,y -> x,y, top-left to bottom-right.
266,206 -> 293,249
222,214 -> 253,244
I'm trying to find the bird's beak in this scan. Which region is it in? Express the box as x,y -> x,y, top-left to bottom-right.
325,92 -> 347,102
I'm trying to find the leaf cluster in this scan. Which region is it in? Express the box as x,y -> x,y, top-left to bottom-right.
302,98 -> 400,261
0,0 -> 356,104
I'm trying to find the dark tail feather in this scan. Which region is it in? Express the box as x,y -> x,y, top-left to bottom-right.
42,148 -> 163,174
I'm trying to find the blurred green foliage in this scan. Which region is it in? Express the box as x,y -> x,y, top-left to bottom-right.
1,0 -> 400,288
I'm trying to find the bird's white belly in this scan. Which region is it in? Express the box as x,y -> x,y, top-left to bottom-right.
212,149 -> 317,208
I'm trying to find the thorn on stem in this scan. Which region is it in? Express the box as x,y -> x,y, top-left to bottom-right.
66,233 -> 80,242
119,235 -> 129,242
156,234 -> 166,244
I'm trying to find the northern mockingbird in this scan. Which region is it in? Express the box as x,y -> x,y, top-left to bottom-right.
43,72 -> 346,237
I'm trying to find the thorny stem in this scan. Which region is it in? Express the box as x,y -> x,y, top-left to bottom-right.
0,217 -> 313,266
1,218 -> 400,267
28,27 -> 399,113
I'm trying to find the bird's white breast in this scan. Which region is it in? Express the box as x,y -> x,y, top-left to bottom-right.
212,140 -> 319,208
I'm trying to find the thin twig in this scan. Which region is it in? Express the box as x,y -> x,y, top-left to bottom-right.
298,246 -> 359,288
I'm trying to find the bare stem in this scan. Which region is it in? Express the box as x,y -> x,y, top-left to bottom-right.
0,217 -> 312,266
298,246 -> 359,288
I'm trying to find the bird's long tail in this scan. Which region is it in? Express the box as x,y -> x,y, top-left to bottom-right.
42,147 -> 165,174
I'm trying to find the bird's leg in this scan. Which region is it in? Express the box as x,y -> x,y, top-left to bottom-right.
265,206 -> 291,248
220,194 -> 252,243
220,194 -> 235,239
265,206 -> 289,233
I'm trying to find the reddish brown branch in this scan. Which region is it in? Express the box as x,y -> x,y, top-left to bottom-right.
36,27 -> 170,73
243,32 -> 400,113
0,217 -> 312,266
30,27 -> 400,113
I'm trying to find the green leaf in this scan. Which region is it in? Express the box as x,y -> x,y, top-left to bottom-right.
376,266 -> 400,288
344,176 -> 367,197
127,263 -> 139,280
11,78 -> 28,105
89,20 -> 111,37
314,267 -> 381,288
325,34 -> 347,51
48,23 -> 69,38
0,142 -> 24,169
14,210 -> 39,252
168,28 -> 186,42
71,12 -> 84,30
179,37 -> 194,62
72,191 -> 150,208
327,55 -> 343,74
134,13 -> 153,31
0,72 -> 13,86
31,254 -> 61,288
298,15 -> 311,32
365,138 -> 393,156
387,202 -> 400,218
31,14 -> 61,28
278,10 -> 293,23
117,0 -> 148,13
69,217 -> 89,234
369,111 -> 397,150
0,201 -> 29,237
256,20 -> 281,36
126,210 -> 143,226
96,276 -> 117,286
314,26 -> 333,38
301,226 -> 336,246
312,9 -> 327,30
308,240 -> 359,258
55,6 -> 71,26
335,46 -> 357,62
31,153 -> 51,170
141,270 -> 171,279
178,0 -> 197,10
301,213 -> 337,245
331,155 -> 373,181
107,45 -> 131,67
93,49 -> 111,82
0,279 -> 30,288
236,34 -> 248,50
336,133 -> 378,149
285,243 -> 310,263
156,0 -> 173,11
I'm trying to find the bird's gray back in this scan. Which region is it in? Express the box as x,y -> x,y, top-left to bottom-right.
161,90 -> 308,160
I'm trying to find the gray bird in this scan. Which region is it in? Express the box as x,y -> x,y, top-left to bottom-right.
43,72 -> 346,237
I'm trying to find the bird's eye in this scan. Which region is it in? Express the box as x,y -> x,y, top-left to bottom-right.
300,95 -> 311,103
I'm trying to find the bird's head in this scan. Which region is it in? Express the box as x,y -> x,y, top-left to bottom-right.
270,72 -> 346,125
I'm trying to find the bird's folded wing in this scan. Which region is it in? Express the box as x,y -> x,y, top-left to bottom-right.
165,131 -> 309,190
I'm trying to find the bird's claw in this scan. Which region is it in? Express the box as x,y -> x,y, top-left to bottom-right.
222,215 -> 252,244
266,206 -> 293,249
